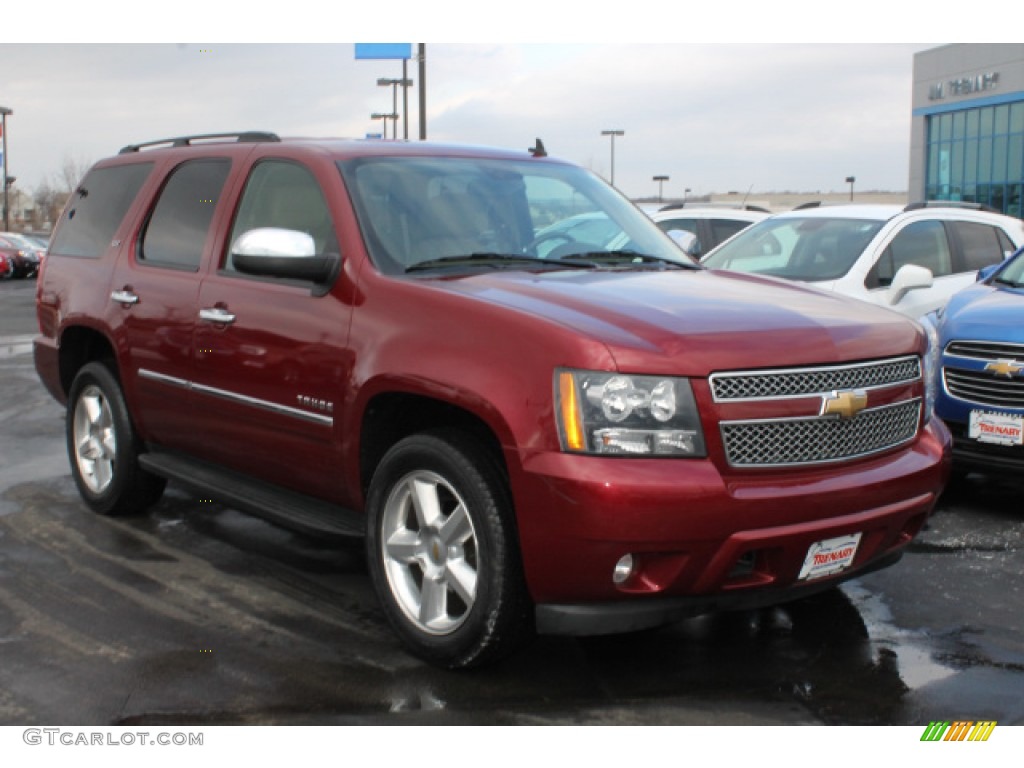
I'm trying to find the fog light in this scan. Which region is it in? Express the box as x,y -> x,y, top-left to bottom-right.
612,554 -> 635,585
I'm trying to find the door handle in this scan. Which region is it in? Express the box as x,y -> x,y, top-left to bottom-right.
199,307 -> 237,325
111,289 -> 140,306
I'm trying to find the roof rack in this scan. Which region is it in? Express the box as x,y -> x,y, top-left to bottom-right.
658,202 -> 771,213
119,131 -> 281,154
903,200 -> 1000,214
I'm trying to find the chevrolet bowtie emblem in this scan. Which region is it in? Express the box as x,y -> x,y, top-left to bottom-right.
985,359 -> 1024,378
821,389 -> 868,420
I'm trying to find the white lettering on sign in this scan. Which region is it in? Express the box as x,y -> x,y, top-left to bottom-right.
929,72 -> 999,101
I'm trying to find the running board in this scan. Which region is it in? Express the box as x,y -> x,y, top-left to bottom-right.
138,451 -> 364,539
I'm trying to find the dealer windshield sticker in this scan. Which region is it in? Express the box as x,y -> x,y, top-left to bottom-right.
969,410 -> 1024,446
798,532 -> 862,581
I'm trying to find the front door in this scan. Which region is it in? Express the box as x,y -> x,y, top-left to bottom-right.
190,158 -> 353,503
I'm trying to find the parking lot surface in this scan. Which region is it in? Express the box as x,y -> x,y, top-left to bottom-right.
1,278 -> 1022,725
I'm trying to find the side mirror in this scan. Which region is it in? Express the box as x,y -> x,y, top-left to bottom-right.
231,228 -> 338,283
887,264 -> 933,305
977,262 -> 1002,282
667,229 -> 700,258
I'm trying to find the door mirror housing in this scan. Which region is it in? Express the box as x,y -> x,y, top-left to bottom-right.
231,227 -> 339,283
887,264 -> 933,305
977,262 -> 1003,282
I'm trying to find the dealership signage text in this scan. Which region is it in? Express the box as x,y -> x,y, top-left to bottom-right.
929,72 -> 999,101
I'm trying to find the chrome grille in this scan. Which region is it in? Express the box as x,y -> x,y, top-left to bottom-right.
720,400 -> 921,467
946,340 -> 1024,361
944,368 -> 1024,407
710,356 -> 921,401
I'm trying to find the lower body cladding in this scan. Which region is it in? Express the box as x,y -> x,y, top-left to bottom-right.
514,419 -> 951,636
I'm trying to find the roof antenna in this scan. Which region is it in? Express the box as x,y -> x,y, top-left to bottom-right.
529,138 -> 547,157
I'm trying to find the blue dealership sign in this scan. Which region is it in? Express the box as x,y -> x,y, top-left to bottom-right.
355,43 -> 413,60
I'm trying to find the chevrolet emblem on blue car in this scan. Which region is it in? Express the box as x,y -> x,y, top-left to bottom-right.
984,359 -> 1024,378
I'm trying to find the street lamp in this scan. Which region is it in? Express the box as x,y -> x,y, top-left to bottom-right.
845,176 -> 856,202
378,77 -> 414,140
0,106 -> 11,232
600,129 -> 624,187
653,175 -> 669,203
371,112 -> 398,140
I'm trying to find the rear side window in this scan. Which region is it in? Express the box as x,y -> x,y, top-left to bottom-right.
709,219 -> 753,248
140,159 -> 231,270
951,221 -> 1010,272
50,163 -> 153,258
867,220 -> 952,288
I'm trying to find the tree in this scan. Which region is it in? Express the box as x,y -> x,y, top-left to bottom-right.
56,154 -> 92,195
32,178 -> 64,229
29,153 -> 93,231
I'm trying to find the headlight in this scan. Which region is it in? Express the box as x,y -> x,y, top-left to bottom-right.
555,369 -> 706,456
919,311 -> 941,423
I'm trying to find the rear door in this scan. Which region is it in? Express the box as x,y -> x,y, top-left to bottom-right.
108,157 -> 234,447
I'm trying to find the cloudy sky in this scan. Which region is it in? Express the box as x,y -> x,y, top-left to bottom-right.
0,5 -> 992,201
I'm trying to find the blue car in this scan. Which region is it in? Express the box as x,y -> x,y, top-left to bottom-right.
933,245 -> 1024,474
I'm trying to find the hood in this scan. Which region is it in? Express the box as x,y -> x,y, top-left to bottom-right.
942,282 -> 1024,345
425,267 -> 921,375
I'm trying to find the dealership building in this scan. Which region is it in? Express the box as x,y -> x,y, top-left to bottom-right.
911,44 -> 1024,217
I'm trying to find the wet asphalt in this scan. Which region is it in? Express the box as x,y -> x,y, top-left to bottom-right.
1,277 -> 1022,726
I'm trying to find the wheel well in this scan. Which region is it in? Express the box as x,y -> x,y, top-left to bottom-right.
58,327 -> 118,396
360,393 -> 508,495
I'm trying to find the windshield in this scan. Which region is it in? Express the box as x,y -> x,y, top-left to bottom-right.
994,246 -> 1024,287
337,155 -> 692,275
702,216 -> 884,282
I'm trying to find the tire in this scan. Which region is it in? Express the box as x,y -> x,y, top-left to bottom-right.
365,430 -> 532,668
66,361 -> 166,516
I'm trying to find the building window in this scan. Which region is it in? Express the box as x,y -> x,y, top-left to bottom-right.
925,101 -> 1024,216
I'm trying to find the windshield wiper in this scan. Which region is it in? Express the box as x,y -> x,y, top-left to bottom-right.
558,250 -> 699,270
406,252 -> 595,273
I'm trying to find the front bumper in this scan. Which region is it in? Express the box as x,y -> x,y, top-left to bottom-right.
513,419 -> 950,633
944,418 -> 1024,473
537,550 -> 902,635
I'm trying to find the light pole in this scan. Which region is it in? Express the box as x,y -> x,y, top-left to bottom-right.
653,175 -> 669,203
378,77 -> 414,140
846,176 -> 856,202
600,129 -> 624,187
0,106 -> 11,232
418,44 -> 427,140
371,112 -> 398,140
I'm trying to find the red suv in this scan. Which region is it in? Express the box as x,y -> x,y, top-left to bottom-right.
35,132 -> 950,667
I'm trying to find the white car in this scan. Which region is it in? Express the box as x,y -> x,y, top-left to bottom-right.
648,205 -> 769,259
701,203 -> 1024,318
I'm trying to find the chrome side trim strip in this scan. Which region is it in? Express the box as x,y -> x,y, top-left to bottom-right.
137,368 -> 333,426
138,369 -> 190,389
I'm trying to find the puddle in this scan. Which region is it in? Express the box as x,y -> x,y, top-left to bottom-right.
843,582 -> 959,690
